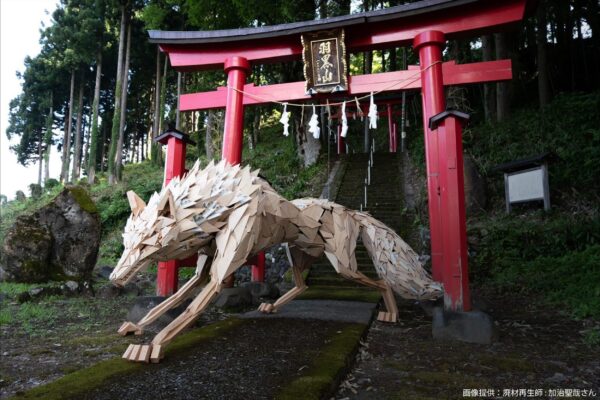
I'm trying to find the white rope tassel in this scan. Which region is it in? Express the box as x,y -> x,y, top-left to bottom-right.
341,101 -> 348,138
308,104 -> 320,139
368,92 -> 378,129
279,102 -> 290,136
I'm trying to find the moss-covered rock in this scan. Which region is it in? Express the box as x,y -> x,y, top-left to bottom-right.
1,215 -> 54,283
1,186 -> 101,283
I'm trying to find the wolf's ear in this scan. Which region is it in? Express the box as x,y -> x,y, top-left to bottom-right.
127,191 -> 146,216
157,189 -> 175,217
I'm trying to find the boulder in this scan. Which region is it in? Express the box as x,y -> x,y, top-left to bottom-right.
1,215 -> 55,282
1,186 -> 101,283
36,186 -> 101,280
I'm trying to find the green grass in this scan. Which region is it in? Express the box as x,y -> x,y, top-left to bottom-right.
276,323 -> 369,400
0,282 -> 40,299
9,318 -> 244,400
0,308 -> 13,325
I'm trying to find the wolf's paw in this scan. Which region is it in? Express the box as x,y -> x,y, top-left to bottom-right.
377,311 -> 398,323
258,303 -> 276,314
122,344 -> 163,363
117,321 -> 143,336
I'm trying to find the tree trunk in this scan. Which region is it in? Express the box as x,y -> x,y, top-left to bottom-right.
205,109 -> 214,159
176,71 -> 182,129
481,35 -> 496,121
252,108 -> 260,148
159,56 -> 168,135
536,2 -> 551,107
100,113 -> 110,172
116,21 -> 132,181
61,70 -> 76,183
108,4 -> 127,184
389,48 -> 397,71
88,50 -> 102,184
319,0 -> 327,19
37,136 -> 43,185
43,93 -> 53,184
494,33 -> 510,121
71,79 -> 84,182
151,47 -> 162,165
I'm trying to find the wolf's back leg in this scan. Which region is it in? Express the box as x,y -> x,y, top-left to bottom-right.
258,246 -> 315,314
329,253 -> 399,323
118,255 -> 210,336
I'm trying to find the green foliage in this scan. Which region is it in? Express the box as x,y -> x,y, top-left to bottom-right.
582,327 -> 600,347
92,161 -> 163,232
470,213 -> 600,318
28,184 -> 43,199
0,184 -> 64,244
242,112 -> 326,199
464,92 -> 600,202
44,178 -> 60,190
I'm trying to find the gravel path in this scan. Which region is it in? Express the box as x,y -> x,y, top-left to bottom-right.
81,318 -> 352,400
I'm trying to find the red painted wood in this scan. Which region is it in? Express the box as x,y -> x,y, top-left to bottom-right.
180,60 -> 512,111
157,136 -> 188,296
250,252 -> 266,282
222,57 -> 250,165
161,0 -> 527,70
157,260 -> 179,297
414,31 -> 446,283
436,116 -> 471,312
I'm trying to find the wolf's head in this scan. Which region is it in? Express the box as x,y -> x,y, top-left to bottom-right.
110,190 -> 163,287
110,160 -> 259,287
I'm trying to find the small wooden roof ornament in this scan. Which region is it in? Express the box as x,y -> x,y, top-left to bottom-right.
154,124 -> 197,146
428,109 -> 470,130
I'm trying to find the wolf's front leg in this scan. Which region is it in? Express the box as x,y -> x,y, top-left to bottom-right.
122,278 -> 222,363
123,212 -> 256,363
118,255 -> 210,336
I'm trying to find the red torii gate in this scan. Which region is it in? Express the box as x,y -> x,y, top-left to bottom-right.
150,0 -> 530,319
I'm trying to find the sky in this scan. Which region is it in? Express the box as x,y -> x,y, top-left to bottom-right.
1,0 -> 60,200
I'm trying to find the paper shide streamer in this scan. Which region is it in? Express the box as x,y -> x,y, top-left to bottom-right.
279,103 -> 290,136
308,104 -> 320,139
368,92 -> 378,129
341,101 -> 348,138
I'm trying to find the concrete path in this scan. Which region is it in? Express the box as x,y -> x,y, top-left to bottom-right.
241,299 -> 376,324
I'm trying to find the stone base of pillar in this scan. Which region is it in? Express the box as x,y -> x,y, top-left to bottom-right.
432,307 -> 496,345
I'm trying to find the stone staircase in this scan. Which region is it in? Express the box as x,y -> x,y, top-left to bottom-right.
304,152 -> 405,293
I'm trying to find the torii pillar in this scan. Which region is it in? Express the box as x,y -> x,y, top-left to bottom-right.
414,31 -> 493,343
154,127 -> 196,296
222,56 -> 266,285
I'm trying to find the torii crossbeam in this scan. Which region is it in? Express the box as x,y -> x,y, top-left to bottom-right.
149,0 -> 531,317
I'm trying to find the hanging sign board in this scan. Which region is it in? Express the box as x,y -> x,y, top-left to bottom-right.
301,29 -> 348,94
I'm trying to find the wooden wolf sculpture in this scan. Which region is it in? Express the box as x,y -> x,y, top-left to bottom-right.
110,160 -> 442,363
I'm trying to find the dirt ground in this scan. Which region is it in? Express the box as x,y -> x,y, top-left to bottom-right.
2,284 -> 599,400
334,287 -> 600,400
80,318 -> 350,400
0,292 -> 229,399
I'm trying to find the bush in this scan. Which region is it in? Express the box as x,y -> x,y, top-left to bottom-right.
470,212 -> 600,318
44,178 -> 60,190
29,184 -> 42,199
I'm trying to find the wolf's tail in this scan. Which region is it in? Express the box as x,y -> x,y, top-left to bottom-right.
354,212 -> 443,301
